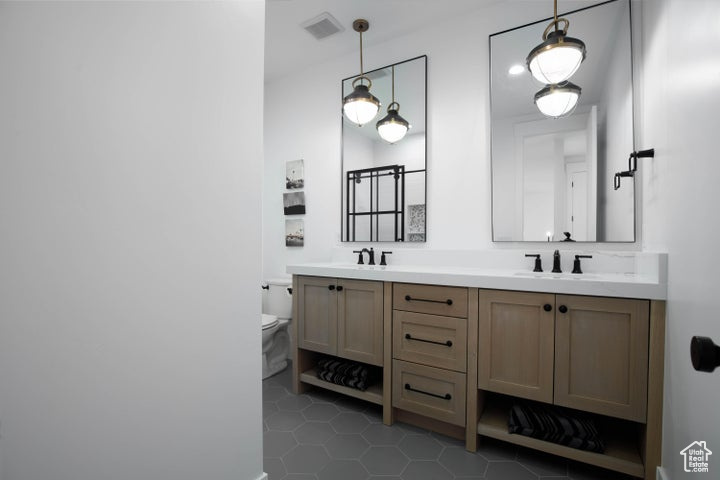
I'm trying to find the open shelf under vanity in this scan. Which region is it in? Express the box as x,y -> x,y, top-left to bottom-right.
299,367 -> 383,405
477,393 -> 645,478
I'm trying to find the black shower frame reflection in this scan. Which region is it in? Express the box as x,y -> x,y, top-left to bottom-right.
345,165 -> 407,242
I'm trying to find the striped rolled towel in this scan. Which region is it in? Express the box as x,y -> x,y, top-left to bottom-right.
315,357 -> 376,392
317,369 -> 370,391
316,357 -> 370,380
508,402 -> 605,453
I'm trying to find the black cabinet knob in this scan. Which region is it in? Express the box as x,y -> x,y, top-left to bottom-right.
336,285 -> 344,292
543,304 -> 552,312
691,336 -> 720,373
558,305 -> 568,313
328,285 -> 335,291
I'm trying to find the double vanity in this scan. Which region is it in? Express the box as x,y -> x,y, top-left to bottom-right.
289,254 -> 666,480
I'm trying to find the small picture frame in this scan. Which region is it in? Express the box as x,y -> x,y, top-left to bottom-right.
286,159 -> 304,189
283,191 -> 306,215
285,219 -> 304,247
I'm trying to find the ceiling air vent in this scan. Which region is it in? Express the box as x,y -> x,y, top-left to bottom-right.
301,12 -> 345,40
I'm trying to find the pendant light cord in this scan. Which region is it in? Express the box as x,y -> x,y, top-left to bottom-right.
542,0 -> 569,39
359,31 -> 364,76
391,65 -> 395,103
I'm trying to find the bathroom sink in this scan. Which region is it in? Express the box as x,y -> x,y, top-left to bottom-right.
332,263 -> 386,271
513,271 -> 599,280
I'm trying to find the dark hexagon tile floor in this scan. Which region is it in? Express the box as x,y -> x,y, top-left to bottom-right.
262,364 -> 632,480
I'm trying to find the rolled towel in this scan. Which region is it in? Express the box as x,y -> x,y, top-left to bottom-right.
508,402 -> 605,453
316,357 -> 370,380
317,369 -> 369,391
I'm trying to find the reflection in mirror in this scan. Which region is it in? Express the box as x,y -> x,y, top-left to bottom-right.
342,55 -> 426,242
491,0 -> 635,242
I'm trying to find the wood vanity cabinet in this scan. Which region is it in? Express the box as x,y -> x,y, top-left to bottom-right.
478,290 -> 649,422
474,289 -> 662,480
290,269 -> 665,480
478,290 -> 555,403
297,275 -> 384,365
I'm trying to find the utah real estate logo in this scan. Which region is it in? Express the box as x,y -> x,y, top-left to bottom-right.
681,441 -> 712,473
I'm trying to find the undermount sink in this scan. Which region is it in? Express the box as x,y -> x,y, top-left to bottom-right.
334,263 -> 386,270
513,271 -> 599,280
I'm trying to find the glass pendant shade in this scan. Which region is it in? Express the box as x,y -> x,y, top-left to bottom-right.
343,78 -> 381,126
527,31 -> 586,84
376,102 -> 410,144
534,82 -> 581,118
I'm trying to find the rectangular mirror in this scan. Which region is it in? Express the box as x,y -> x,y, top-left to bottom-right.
341,55 -> 427,242
491,0 -> 635,242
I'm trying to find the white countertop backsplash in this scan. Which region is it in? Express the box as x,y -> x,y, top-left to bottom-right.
287,249 -> 667,300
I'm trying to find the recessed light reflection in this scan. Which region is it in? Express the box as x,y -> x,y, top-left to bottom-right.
508,64 -> 525,76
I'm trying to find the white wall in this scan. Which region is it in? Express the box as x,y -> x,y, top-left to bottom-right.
0,2 -> 265,480
263,1 -> 564,280
639,0 -> 720,478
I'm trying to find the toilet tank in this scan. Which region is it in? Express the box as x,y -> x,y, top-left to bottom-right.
262,278 -> 292,320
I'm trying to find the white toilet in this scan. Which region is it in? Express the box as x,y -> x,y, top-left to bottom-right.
261,278 -> 292,379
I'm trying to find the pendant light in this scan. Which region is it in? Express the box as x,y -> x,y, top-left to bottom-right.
376,65 -> 411,144
343,19 -> 380,126
534,82 -> 581,118
526,0 -> 586,85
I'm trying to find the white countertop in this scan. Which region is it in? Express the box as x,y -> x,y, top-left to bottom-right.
286,262 -> 667,300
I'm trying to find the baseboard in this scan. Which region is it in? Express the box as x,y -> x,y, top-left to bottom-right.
657,466 -> 669,480
255,473 -> 268,480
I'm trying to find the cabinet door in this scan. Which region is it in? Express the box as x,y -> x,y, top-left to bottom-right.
478,290 -> 555,403
554,295 -> 649,422
337,279 -> 384,366
297,276 -> 337,355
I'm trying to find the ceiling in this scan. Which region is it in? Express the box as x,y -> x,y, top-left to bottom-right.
264,0 -> 500,83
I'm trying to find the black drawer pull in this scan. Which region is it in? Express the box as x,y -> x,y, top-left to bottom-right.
328,285 -> 335,291
404,383 -> 451,400
404,294 -> 453,306
336,285 -> 344,292
405,333 -> 452,347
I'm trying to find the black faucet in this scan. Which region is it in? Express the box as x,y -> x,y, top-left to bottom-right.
552,250 -> 562,273
525,254 -> 543,272
361,247 -> 375,265
352,250 -> 364,264
572,255 -> 593,274
380,251 -> 392,266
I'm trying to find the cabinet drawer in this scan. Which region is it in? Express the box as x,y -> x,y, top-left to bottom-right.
392,360 -> 466,426
393,283 -> 468,318
393,311 -> 467,372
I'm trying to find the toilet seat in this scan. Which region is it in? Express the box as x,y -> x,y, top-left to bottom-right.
262,314 -> 279,330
